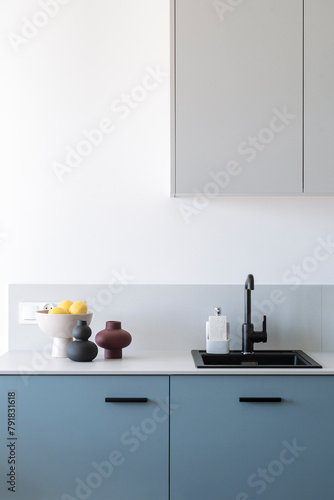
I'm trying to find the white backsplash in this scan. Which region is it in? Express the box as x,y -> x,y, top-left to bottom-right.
8,284 -> 333,353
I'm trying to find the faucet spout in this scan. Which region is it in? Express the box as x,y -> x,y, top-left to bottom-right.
244,274 -> 254,324
242,274 -> 267,354
245,274 -> 254,290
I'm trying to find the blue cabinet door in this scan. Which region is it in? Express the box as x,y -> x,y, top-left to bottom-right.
170,375 -> 334,500
0,375 -> 169,500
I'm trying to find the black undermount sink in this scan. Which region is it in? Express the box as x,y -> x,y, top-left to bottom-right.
192,350 -> 322,369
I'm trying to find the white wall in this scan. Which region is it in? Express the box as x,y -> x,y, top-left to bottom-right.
1,0 -> 334,353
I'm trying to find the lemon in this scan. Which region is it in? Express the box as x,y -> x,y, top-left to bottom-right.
69,300 -> 87,314
48,307 -> 67,315
58,300 -> 73,313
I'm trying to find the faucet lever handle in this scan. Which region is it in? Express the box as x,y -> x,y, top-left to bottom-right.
262,315 -> 267,342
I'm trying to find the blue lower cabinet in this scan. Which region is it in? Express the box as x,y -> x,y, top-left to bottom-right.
0,375 -> 169,500
170,375 -> 334,500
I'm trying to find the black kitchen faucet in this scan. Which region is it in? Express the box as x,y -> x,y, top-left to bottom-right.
242,274 -> 267,354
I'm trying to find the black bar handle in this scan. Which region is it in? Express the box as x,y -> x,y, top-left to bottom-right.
105,397 -> 148,403
239,397 -> 282,403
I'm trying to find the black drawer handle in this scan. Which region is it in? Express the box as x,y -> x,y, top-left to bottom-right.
105,398 -> 148,403
239,397 -> 282,403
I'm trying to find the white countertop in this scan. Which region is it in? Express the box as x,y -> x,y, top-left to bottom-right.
1,350 -> 334,375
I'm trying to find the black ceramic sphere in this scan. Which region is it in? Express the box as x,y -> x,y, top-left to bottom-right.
72,320 -> 92,340
66,340 -> 98,362
66,320 -> 98,362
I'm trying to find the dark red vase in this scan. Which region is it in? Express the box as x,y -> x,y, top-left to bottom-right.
95,321 -> 132,359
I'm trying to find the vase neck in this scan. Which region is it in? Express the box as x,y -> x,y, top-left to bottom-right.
106,321 -> 121,330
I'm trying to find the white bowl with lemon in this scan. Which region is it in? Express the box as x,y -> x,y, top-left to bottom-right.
36,300 -> 93,358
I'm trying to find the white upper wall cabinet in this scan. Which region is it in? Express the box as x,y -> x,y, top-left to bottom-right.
172,0 -> 303,195
304,0 -> 334,193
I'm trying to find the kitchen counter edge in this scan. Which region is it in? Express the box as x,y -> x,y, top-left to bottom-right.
1,350 -> 334,375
